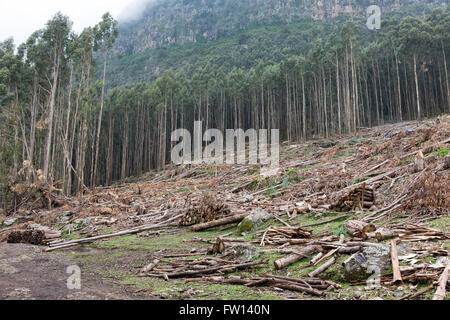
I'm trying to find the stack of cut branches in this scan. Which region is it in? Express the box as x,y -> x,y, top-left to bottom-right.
332,185 -> 375,211
256,226 -> 312,246
402,172 -> 450,215
7,229 -> 61,245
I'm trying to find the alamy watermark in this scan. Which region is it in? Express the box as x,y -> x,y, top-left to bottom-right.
67,265 -> 81,290
367,5 -> 381,30
171,121 -> 280,176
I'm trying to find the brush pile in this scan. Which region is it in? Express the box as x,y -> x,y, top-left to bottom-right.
179,193 -> 231,226
403,172 -> 450,215
7,229 -> 61,245
5,162 -> 64,215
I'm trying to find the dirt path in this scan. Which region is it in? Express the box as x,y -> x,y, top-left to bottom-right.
0,243 -> 146,300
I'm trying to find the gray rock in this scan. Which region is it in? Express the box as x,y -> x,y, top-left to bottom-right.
29,223 -> 50,231
239,195 -> 254,204
225,245 -> 261,262
394,291 -> 404,297
237,209 -> 271,234
343,244 -> 391,281
3,217 -> 18,226
64,217 -> 92,231
318,141 -> 336,148
57,211 -> 77,223
0,263 -> 19,274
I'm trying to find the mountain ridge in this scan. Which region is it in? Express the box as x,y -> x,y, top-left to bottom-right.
108,0 -> 446,87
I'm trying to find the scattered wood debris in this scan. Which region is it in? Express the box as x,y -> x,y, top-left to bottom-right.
140,257 -> 267,279
1,117 -> 449,300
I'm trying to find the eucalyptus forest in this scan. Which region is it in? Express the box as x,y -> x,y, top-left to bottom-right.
1,7 -> 448,193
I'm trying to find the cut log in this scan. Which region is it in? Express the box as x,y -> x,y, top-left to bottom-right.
312,248 -> 339,266
310,252 -> 324,264
337,246 -> 361,254
140,259 -> 160,274
274,245 -> 322,270
344,220 -> 376,238
433,262 -> 450,300
190,213 -> 248,232
444,156 -> 450,170
390,240 -> 402,283
308,257 -> 336,278
271,282 -> 323,297
376,229 -> 398,241
413,150 -> 425,173
208,237 -> 227,254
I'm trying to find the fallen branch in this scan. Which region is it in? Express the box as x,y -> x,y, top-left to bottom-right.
308,257 -> 336,278
433,261 -> 450,300
189,212 -> 248,232
274,245 -> 322,270
390,240 -> 402,283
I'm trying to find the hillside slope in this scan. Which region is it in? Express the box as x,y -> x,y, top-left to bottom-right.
1,116 -> 449,300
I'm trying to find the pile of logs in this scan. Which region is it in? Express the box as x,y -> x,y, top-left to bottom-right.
140,257 -> 266,279
179,193 -> 231,226
332,185 -> 375,211
7,229 -> 62,245
257,226 -> 312,246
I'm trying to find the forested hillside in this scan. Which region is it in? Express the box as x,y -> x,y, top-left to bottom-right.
109,0 -> 445,86
0,1 -> 449,199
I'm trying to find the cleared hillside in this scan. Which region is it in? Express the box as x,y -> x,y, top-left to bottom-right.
1,116 -> 449,300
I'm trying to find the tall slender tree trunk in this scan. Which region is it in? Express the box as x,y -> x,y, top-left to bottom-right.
413,53 -> 421,120
92,52 -> 108,186
43,51 -> 61,180
441,40 -> 450,111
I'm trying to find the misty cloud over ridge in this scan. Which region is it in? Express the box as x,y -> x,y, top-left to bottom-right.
118,0 -> 158,22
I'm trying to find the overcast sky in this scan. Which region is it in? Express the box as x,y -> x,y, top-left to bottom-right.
0,0 -> 151,45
